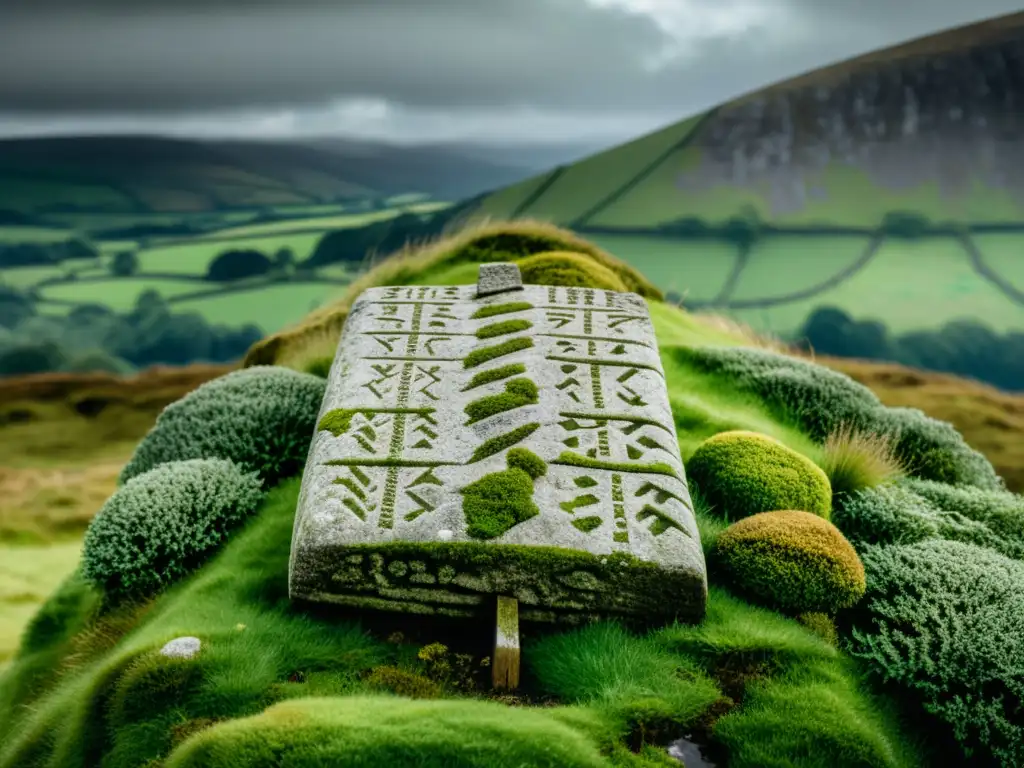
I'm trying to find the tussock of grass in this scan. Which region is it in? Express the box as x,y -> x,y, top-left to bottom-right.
820,423 -> 905,499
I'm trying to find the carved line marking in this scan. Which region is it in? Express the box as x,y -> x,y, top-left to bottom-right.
560,412 -> 675,435
547,356 -> 663,376
364,357 -> 462,362
537,306 -> 646,315
366,301 -> 458,306
612,473 -> 628,543
541,333 -> 652,346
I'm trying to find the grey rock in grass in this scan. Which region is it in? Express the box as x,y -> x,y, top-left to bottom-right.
289,266 -> 707,624
159,636 -> 202,659
475,262 -> 523,297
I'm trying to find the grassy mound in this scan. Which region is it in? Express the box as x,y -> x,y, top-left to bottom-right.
3,224 -> 1019,767
243,219 -> 659,370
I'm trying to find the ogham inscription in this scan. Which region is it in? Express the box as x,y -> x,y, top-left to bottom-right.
289,268 -> 707,624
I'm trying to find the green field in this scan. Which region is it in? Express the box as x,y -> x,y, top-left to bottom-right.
585,234 -> 738,302
135,233 -> 326,275
172,283 -> 345,328
0,200 -> 455,336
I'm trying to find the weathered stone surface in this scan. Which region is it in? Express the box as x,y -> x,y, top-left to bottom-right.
289,268 -> 707,623
160,636 -> 202,659
475,262 -> 524,297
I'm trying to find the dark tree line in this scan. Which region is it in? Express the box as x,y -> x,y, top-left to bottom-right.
795,306 -> 1024,392
0,287 -> 263,377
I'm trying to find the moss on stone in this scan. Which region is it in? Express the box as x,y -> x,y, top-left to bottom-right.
507,448 -> 547,479
464,363 -> 527,391
476,319 -> 533,339
468,423 -> 540,464
572,516 -> 603,533
471,301 -> 533,319
554,452 -> 680,480
297,538 -> 705,623
319,408 -> 433,438
686,431 -> 832,522
464,378 -> 539,424
319,408 -> 357,437
461,467 -> 538,540
464,337 -> 534,369
517,251 -> 629,292
712,510 -> 866,614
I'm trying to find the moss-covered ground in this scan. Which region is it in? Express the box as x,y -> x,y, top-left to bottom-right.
0,226 -> 1016,766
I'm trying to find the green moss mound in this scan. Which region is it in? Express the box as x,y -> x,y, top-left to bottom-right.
713,510 -> 866,614
686,431 -> 832,522
82,458 -> 264,600
671,346 -> 1002,491
120,366 -> 325,487
517,251 -> 629,292
163,695 -> 624,768
845,539 -> 1024,766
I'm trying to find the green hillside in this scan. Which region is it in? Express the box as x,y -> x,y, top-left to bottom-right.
2,223 -> 1021,767
476,12 -> 1024,341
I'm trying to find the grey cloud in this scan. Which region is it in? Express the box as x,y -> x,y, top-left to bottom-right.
0,0 -> 1021,139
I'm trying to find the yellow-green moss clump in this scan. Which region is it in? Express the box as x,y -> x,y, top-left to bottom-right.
713,510 -> 866,614
461,449 -> 546,540
686,431 -> 832,522
517,251 -> 629,292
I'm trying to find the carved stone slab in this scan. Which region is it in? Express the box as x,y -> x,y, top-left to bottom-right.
289,269 -> 707,624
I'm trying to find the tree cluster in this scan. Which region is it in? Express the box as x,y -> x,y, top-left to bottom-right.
0,287 -> 263,377
795,305 -> 1024,392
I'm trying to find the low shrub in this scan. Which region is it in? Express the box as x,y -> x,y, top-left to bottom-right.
712,510 -> 865,614
671,346 -> 1002,491
833,479 -> 1024,560
686,431 -> 832,522
120,366 -> 325,487
517,251 -> 629,292
845,539 -> 1024,766
83,459 -> 264,599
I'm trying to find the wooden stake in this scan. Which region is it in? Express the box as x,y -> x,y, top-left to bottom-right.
493,596 -> 520,690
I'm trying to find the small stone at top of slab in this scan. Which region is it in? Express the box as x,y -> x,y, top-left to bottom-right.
476,262 -> 523,297
289,275 -> 707,625
160,636 -> 202,659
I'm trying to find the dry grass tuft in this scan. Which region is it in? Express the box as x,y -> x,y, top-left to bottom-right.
819,423 -> 906,499
686,311 -> 794,354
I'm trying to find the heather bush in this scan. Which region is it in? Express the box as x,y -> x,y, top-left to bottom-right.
712,510 -> 865,614
120,366 -> 325,487
672,346 -> 1002,491
834,479 -> 1024,560
686,431 -> 832,522
845,539 -> 1024,766
83,459 -> 264,599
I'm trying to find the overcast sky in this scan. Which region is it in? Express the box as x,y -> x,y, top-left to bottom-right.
0,0 -> 1022,145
